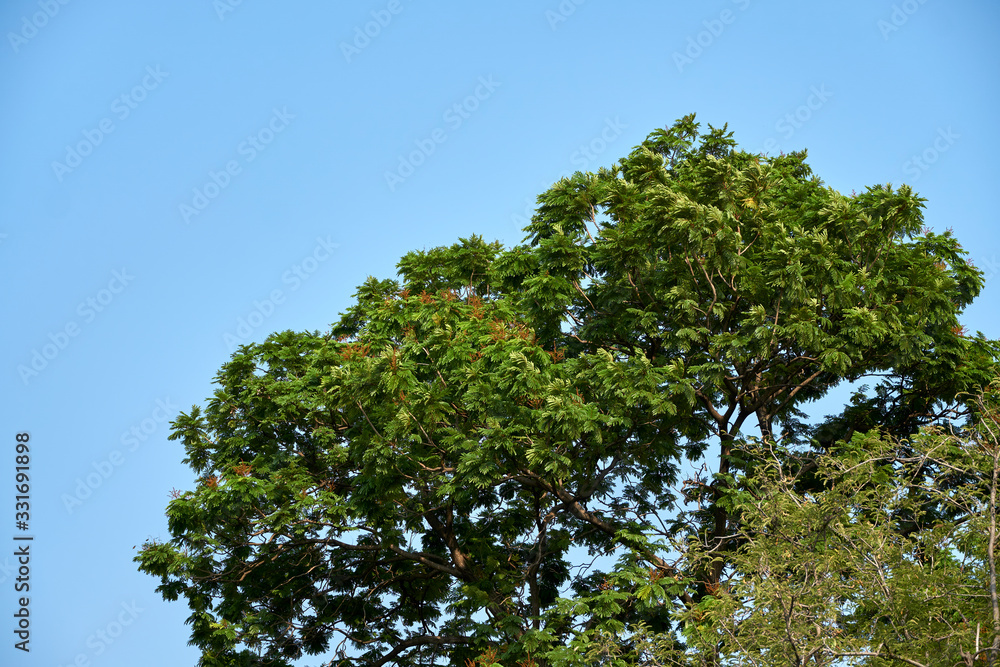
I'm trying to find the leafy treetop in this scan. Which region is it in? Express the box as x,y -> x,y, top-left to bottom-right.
137,114 -> 998,666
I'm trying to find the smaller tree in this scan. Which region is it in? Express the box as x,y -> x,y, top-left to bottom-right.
592,382 -> 1000,667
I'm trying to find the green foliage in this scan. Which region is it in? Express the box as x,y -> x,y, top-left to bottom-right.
670,418 -> 1000,667
137,116 -> 998,666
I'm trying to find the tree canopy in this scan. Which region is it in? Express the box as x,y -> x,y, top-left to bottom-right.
137,115 -> 1000,666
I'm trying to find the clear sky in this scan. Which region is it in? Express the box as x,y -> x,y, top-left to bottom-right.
2,1 -> 999,665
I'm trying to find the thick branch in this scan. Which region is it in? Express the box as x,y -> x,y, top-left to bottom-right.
370,634 -> 474,667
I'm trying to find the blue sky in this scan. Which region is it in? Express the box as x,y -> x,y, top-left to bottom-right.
2,1 -> 998,665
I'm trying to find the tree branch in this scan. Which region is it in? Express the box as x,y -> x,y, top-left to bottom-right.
370,634 -> 474,667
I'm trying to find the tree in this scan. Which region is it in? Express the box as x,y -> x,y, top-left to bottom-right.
137,115 -> 998,665
554,402 -> 1000,667
612,382 -> 1000,667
